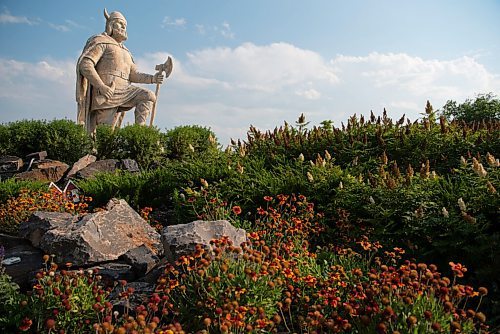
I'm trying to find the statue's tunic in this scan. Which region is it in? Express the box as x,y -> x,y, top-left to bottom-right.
76,33 -> 153,130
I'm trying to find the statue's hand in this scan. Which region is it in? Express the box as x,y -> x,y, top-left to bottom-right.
98,84 -> 114,99
153,73 -> 164,84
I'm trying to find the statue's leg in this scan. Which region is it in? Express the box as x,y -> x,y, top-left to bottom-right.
88,110 -> 99,134
92,108 -> 119,130
132,89 -> 156,125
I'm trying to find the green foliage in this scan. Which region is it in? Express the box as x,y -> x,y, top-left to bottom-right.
113,124 -> 167,169
0,250 -> 23,332
94,124 -> 166,169
41,119 -> 93,164
440,93 -> 500,123
2,119 -> 47,157
164,125 -> 218,160
20,259 -> 109,333
0,124 -> 10,156
0,178 -> 46,204
0,120 -> 92,164
93,124 -> 116,160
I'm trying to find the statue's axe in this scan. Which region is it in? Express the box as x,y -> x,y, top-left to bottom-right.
150,57 -> 173,126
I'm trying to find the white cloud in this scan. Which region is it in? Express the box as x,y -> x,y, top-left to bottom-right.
48,22 -> 70,32
296,88 -> 321,100
218,21 -> 234,39
0,58 -> 75,120
0,9 -> 37,25
195,24 -> 206,35
196,21 -> 235,39
1,45 -> 499,145
331,52 -> 498,102
185,42 -> 338,92
161,17 -> 186,29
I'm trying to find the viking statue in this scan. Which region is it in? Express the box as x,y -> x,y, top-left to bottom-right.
76,9 -> 170,133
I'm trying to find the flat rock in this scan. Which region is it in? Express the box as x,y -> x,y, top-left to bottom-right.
161,220 -> 247,263
15,159 -> 69,182
0,233 -> 44,290
19,198 -> 162,266
87,262 -> 136,286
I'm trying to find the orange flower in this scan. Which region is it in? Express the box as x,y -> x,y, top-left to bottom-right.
449,262 -> 467,277
232,206 -> 242,215
19,318 -> 32,331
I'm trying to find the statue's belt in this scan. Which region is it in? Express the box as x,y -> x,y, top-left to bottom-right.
100,70 -> 129,81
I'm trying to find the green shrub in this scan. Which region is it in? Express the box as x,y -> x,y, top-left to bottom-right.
113,124 -> 167,169
42,119 -> 92,164
93,124 -> 116,160
164,125 -> 218,160
440,93 -> 500,122
94,124 -> 167,169
3,119 -> 47,157
0,120 -> 92,164
0,124 -> 10,156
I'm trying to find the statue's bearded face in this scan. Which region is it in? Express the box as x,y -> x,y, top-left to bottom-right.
111,19 -> 127,42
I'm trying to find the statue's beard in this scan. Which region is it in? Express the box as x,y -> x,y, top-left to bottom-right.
112,29 -> 128,42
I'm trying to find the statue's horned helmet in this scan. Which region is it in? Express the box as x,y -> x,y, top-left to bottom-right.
103,8 -> 127,35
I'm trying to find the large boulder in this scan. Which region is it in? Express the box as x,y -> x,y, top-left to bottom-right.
76,159 -> 140,179
161,220 -> 247,263
19,198 -> 162,266
15,159 -> 69,182
75,159 -> 121,179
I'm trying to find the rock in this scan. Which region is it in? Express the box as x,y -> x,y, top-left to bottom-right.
137,257 -> 170,285
75,158 -> 140,179
19,199 -> 162,266
121,158 -> 140,173
15,159 -> 69,182
161,220 -> 247,263
76,159 -> 121,179
87,262 -> 136,286
18,212 -> 77,247
0,155 -> 23,172
26,151 -> 47,161
108,281 -> 155,314
120,245 -> 159,277
66,154 -> 97,178
0,233 -> 44,290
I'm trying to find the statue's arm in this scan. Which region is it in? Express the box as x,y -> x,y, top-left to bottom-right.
79,58 -> 108,92
129,63 -> 155,84
79,43 -> 113,96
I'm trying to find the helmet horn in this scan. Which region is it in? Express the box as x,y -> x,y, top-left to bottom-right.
104,8 -> 110,20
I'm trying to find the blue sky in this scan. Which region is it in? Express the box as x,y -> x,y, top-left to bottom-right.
1,0 -> 499,144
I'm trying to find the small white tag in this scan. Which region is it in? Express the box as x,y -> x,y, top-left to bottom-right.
2,257 -> 21,265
